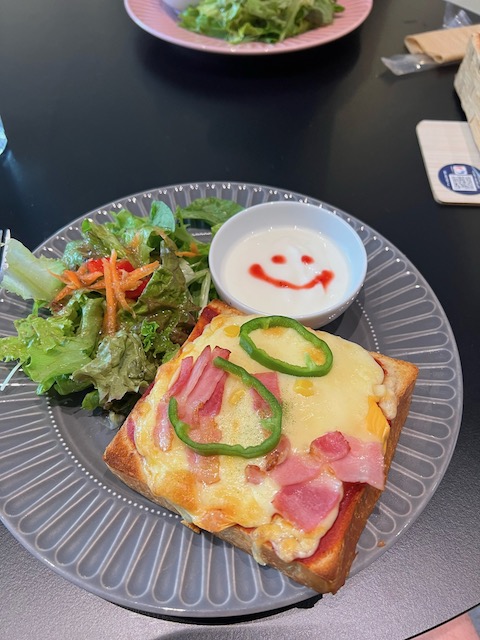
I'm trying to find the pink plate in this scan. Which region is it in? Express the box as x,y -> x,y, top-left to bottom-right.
124,0 -> 373,55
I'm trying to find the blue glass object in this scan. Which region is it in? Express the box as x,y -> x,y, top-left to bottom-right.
0,116 -> 7,155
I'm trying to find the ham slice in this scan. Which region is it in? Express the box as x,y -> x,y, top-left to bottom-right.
270,430 -> 384,531
167,356 -> 194,397
245,464 -> 266,485
169,345 -> 231,485
173,347 -> 214,420
176,346 -> 230,424
198,376 -> 226,420
251,372 -> 282,414
188,350 -> 228,415
310,431 -> 351,462
186,412 -> 222,485
272,473 -> 343,533
270,452 -> 323,487
310,431 -> 385,490
330,436 -> 385,490
265,434 -> 291,471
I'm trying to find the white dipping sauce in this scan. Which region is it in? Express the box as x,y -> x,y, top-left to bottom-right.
222,226 -> 350,316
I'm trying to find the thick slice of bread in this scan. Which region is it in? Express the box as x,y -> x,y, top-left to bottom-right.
103,300 -> 418,594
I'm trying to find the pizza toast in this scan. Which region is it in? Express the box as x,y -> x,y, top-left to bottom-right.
103,300 -> 418,594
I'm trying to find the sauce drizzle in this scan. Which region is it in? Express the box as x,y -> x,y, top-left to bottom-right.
249,263 -> 334,290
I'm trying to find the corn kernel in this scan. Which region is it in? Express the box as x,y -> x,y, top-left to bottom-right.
229,388 -> 246,406
224,324 -> 240,337
294,379 -> 314,397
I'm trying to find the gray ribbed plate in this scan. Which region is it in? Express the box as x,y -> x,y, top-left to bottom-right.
0,182 -> 463,617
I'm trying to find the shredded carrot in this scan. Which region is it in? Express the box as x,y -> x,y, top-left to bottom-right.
84,279 -> 107,291
49,252 -> 159,334
79,271 -> 104,285
175,241 -> 200,258
102,256 -> 117,335
130,232 -> 141,249
64,270 -> 83,288
120,262 -> 159,291
50,267 -> 101,287
75,262 -> 91,277
109,250 -> 131,313
52,284 -> 76,303
50,271 -> 67,282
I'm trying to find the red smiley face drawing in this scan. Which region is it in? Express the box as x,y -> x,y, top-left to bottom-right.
249,253 -> 334,290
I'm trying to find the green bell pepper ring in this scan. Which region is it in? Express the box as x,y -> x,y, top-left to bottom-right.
167,356 -> 282,458
239,316 -> 333,377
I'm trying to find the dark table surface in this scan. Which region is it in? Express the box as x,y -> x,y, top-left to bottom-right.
1,1 -> 479,638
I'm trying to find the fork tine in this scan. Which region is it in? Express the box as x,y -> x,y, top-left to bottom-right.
0,228 -> 11,285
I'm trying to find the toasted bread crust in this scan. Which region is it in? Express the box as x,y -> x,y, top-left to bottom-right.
103,300 -> 418,594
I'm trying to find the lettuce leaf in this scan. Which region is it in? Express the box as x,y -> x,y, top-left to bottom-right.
131,249 -> 198,349
71,330 -> 157,404
2,238 -> 65,302
0,294 -> 104,395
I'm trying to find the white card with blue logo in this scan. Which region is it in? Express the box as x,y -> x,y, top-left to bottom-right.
416,120 -> 480,205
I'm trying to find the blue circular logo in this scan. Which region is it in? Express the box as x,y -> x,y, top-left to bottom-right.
438,164 -> 480,195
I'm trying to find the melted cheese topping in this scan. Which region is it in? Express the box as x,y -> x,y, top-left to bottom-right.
133,313 -> 388,562
252,504 -> 341,565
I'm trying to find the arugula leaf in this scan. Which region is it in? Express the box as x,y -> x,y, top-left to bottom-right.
178,197 -> 243,230
179,0 -> 344,44
150,200 -> 176,232
63,206 -> 174,268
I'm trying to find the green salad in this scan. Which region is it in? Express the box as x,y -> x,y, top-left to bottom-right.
0,197 -> 242,424
178,0 -> 345,44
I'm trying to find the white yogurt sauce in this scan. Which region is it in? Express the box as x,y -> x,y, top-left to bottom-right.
222,226 -> 350,316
